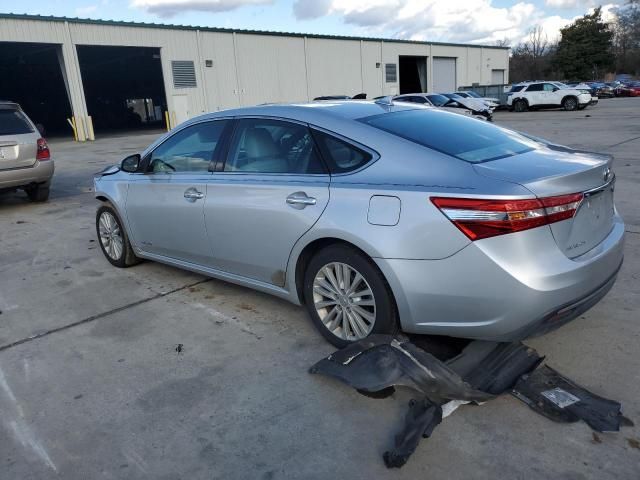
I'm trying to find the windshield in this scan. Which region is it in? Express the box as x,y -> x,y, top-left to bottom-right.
360,109 -> 539,163
426,94 -> 450,107
509,85 -> 525,92
466,91 -> 482,98
443,93 -> 460,99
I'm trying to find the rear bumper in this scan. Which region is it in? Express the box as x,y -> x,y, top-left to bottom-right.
0,160 -> 54,190
375,214 -> 625,341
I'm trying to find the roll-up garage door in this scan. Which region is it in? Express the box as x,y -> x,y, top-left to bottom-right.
432,57 -> 456,93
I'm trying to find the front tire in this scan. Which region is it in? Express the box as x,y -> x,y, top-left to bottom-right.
303,244 -> 398,348
96,204 -> 140,268
513,99 -> 528,112
562,97 -> 578,111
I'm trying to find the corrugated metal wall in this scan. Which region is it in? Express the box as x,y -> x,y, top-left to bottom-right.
0,16 -> 510,140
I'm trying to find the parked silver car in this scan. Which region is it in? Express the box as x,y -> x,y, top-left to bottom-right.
0,101 -> 53,202
94,101 -> 624,347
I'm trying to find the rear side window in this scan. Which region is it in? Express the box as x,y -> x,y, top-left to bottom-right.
312,130 -> 372,174
360,109 -> 539,163
525,83 -> 543,92
224,118 -> 326,174
0,109 -> 34,135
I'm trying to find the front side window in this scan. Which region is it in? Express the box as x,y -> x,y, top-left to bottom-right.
224,118 -> 326,174
149,121 -> 227,173
360,109 -> 539,163
0,108 -> 34,135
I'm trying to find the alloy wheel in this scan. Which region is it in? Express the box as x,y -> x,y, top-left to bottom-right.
312,262 -> 376,341
98,211 -> 124,261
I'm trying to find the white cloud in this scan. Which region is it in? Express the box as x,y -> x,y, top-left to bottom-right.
544,0 -> 610,9
131,0 -> 274,18
75,5 -> 98,16
293,0 -> 331,19
294,0 -> 580,45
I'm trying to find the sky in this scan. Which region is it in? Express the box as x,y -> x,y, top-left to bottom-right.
1,0 -> 622,45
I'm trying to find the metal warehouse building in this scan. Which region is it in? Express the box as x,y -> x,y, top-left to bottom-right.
0,13 -> 509,141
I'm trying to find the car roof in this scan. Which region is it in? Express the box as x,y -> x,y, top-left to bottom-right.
0,101 -> 20,110
193,100 -> 420,124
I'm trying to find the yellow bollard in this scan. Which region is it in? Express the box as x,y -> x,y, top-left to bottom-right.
164,111 -> 171,131
171,111 -> 177,130
77,116 -> 86,142
86,116 -> 95,141
67,116 -> 78,141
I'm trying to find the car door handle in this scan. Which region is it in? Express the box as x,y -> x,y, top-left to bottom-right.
184,188 -> 205,202
286,192 -> 317,209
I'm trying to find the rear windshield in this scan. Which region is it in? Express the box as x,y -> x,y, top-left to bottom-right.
360,109 -> 538,163
426,94 -> 450,106
0,108 -> 34,135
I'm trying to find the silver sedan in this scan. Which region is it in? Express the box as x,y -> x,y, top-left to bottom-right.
94,101 -> 624,347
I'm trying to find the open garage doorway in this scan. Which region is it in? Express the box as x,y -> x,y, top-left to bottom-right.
399,56 -> 427,94
0,42 -> 73,137
76,45 -> 167,134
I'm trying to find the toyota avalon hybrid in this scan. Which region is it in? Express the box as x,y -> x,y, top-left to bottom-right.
94,100 -> 624,347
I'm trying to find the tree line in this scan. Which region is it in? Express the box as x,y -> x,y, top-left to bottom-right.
507,2 -> 640,83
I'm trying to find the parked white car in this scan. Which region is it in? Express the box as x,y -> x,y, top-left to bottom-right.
507,82 -> 594,112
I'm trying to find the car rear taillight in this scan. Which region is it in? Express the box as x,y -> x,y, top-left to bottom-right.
36,138 -> 50,161
431,193 -> 583,241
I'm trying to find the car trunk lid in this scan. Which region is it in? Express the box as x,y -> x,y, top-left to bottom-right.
473,145 -> 615,258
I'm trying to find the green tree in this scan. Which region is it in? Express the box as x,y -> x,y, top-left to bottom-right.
553,7 -> 614,80
613,0 -> 640,74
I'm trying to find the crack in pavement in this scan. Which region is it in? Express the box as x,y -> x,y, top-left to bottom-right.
0,278 -> 211,354
608,135 -> 640,148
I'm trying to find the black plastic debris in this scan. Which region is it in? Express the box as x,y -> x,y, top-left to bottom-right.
383,398 -> 443,468
309,335 -> 493,404
447,340 -> 544,394
310,335 -> 627,468
512,365 -> 625,432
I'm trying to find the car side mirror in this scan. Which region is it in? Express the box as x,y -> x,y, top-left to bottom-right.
552,87 -> 559,92
121,154 -> 141,173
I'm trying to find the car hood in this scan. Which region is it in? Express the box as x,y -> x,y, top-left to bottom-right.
452,96 -> 491,112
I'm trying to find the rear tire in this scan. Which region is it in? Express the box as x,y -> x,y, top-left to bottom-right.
562,97 -> 578,111
96,204 -> 140,268
25,184 -> 49,202
513,99 -> 528,112
303,244 -> 399,348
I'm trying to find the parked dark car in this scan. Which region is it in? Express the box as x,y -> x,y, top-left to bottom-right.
588,82 -> 615,98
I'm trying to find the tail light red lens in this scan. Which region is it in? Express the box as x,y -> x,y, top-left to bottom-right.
36,138 -> 50,161
431,193 -> 584,241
